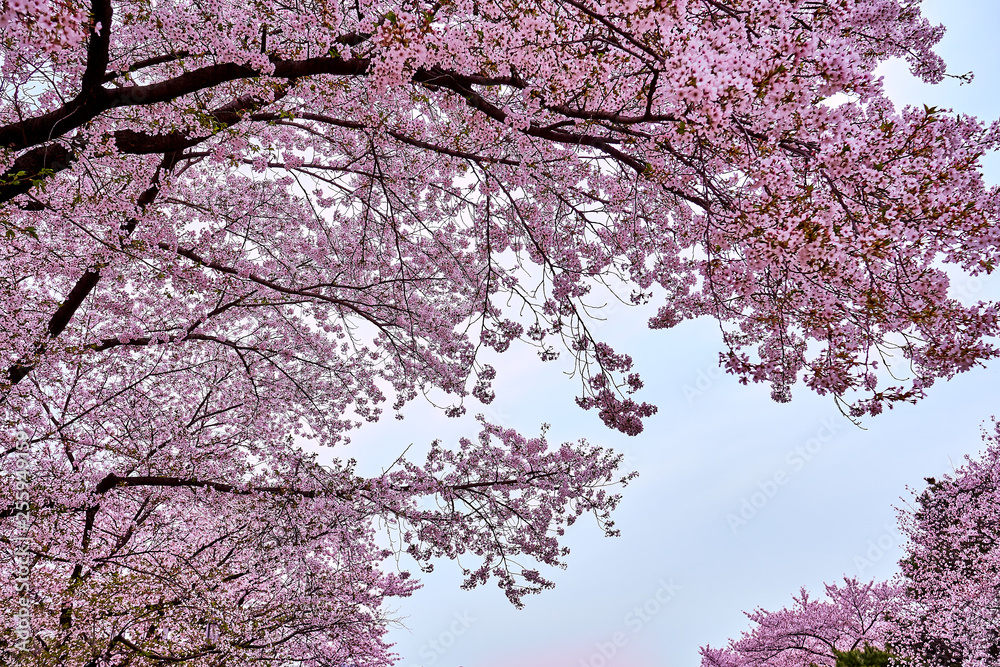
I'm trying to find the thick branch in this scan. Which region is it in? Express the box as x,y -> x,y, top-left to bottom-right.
80,0 -> 113,90
93,473 -> 322,497
102,51 -> 192,84
413,67 -> 652,174
0,57 -> 369,153
0,144 -> 75,203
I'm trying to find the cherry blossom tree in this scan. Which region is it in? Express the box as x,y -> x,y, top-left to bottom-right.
891,420 -> 1000,667
699,422 -> 1000,667
698,578 -> 905,667
2,0 -> 1000,664
3,416 -> 632,665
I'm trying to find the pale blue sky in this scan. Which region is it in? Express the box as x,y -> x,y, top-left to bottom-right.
338,2 -> 1000,665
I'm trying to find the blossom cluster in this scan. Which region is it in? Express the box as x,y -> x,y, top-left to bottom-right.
1,0 -> 997,663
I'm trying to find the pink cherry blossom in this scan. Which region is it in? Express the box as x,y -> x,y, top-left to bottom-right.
2,0 -> 998,664
700,578 -> 905,667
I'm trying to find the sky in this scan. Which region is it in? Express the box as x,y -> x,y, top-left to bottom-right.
336,2 -> 1000,666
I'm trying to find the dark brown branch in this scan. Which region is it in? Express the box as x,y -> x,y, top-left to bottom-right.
112,632 -> 219,663
102,51 -> 193,84
251,111 -> 363,130
92,471 -> 556,498
412,67 -> 651,173
0,57 -> 369,153
541,103 -> 677,125
0,143 -> 75,203
252,112 -> 520,165
80,0 -> 113,91
94,473 -> 322,498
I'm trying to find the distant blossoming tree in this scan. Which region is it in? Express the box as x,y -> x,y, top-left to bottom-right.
700,422 -> 1000,667
699,578 -> 906,667
892,422 -> 1000,666
2,0 -> 998,663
